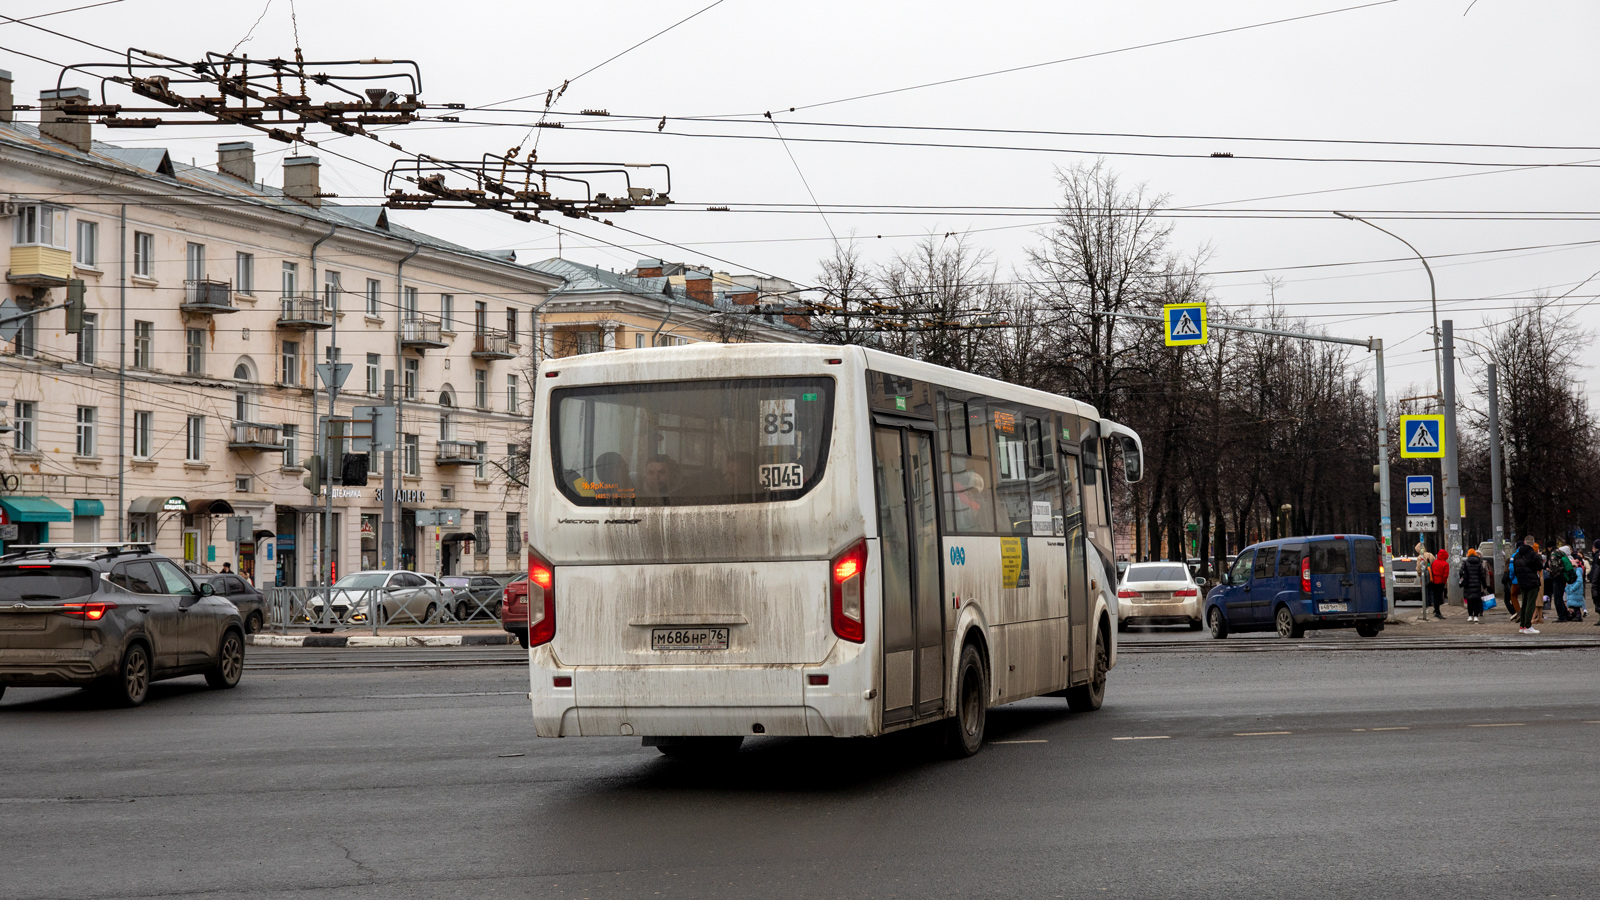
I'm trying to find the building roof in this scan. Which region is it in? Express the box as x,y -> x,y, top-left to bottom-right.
525,257 -> 676,300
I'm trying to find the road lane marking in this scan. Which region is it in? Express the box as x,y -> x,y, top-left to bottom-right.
991,739 -> 1049,744
1112,736 -> 1170,741
1370,726 -> 1410,731
1235,731 -> 1292,736
1468,723 -> 1525,728
1585,721 -> 1600,724
361,691 -> 525,699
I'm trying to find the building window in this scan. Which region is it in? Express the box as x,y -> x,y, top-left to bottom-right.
473,511 -> 490,556
634,332 -> 644,349
186,242 -> 205,282
73,514 -> 100,544
474,369 -> 488,409
13,401 -> 37,452
236,252 -> 254,294
506,513 -> 521,557
281,340 -> 299,385
474,299 -> 487,333
366,278 -> 381,317
75,406 -> 97,456
440,294 -> 454,331
574,331 -> 601,355
133,321 -> 153,369
506,373 -> 520,414
506,308 -> 518,343
475,440 -> 488,479
509,442 -> 528,482
133,231 -> 154,276
76,312 -> 97,365
75,220 -> 98,267
235,476 -> 252,493
12,315 -> 35,357
185,415 -> 205,462
403,433 -> 420,476
325,344 -> 341,364
402,286 -> 418,320
132,410 -> 153,458
324,270 -> 341,312
366,353 -> 380,394
13,205 -> 66,248
185,328 -> 205,375
403,358 -> 418,400
282,261 -> 298,298
282,423 -> 298,467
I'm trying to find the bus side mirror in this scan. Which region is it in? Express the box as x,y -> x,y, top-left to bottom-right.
1120,436 -> 1143,483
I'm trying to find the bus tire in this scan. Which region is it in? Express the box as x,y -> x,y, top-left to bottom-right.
1065,628 -> 1108,712
945,642 -> 988,757
656,736 -> 743,758
1208,607 -> 1228,639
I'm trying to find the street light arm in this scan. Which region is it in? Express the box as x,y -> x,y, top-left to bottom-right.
1333,212 -> 1437,300
1335,211 -> 1442,402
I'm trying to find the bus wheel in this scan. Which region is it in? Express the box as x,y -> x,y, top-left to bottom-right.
946,643 -> 987,757
1066,630 -> 1108,712
656,736 -> 744,758
1208,607 -> 1228,640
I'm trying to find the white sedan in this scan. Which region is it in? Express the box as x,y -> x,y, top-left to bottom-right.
1117,562 -> 1206,631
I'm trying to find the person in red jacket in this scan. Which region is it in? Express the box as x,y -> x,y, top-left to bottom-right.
1427,548 -> 1450,619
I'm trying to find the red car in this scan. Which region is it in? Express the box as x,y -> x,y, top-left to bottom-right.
500,572 -> 529,648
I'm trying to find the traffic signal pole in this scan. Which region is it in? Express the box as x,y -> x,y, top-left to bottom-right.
1442,321 -> 1464,607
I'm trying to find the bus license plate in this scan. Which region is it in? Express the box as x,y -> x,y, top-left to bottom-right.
651,627 -> 730,651
1317,602 -> 1349,613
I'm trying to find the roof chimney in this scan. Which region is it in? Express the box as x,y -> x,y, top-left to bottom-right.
0,70 -> 14,124
684,271 -> 713,305
283,155 -> 321,207
634,258 -> 664,278
217,141 -> 255,183
39,87 -> 91,152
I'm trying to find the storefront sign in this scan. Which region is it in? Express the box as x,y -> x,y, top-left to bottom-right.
161,496 -> 187,512
374,489 -> 427,503
276,534 -> 295,552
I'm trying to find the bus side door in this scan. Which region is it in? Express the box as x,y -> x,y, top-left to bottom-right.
873,424 -> 946,724
1059,445 -> 1089,684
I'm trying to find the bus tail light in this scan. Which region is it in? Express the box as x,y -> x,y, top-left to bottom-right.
830,540 -> 867,643
1301,557 -> 1311,594
528,549 -> 556,647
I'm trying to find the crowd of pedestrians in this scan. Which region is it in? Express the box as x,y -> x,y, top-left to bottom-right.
1502,536 -> 1594,634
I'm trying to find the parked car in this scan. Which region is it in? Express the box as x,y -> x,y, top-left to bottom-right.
441,575 -> 504,621
1388,556 -> 1423,604
1117,561 -> 1206,631
304,570 -> 450,629
191,573 -> 267,634
0,543 -> 245,706
1205,534 -> 1387,639
500,572 -> 529,648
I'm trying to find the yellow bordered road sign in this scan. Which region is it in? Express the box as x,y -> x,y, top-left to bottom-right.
1399,414 -> 1446,458
1163,303 -> 1208,346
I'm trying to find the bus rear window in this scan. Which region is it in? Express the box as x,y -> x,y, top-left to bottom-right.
552,377 -> 835,507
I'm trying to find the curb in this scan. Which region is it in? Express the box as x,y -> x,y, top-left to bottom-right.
247,633 -> 518,648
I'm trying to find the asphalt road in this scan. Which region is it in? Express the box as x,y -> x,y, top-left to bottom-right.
4,646 -> 1599,900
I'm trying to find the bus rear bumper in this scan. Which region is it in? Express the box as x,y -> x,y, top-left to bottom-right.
529,660 -> 875,739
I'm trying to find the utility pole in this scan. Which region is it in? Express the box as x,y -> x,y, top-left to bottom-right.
1372,338 -> 1396,614
1442,320 -> 1464,606
1487,362 -> 1507,584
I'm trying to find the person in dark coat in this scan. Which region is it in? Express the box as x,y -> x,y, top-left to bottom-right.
1513,536 -> 1543,633
1459,548 -> 1488,623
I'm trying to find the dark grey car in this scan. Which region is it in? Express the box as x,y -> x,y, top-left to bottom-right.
192,573 -> 267,634
0,544 -> 246,706
441,575 -> 505,621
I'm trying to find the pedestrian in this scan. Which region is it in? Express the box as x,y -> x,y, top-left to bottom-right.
1547,546 -> 1573,623
220,562 -> 232,574
1500,547 -> 1520,618
1566,551 -> 1587,622
1427,547 -> 1449,620
1513,536 -> 1543,634
1459,548 -> 1489,623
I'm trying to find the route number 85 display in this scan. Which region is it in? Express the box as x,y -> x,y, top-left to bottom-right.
760,399 -> 797,446
759,462 -> 804,491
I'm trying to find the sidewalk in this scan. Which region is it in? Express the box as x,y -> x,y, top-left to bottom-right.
248,627 -> 518,648
1390,601 -> 1596,636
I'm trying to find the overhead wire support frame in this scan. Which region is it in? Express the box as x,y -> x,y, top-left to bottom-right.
383,156 -> 672,221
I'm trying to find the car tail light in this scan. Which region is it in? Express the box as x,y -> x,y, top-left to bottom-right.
1117,589 -> 1140,599
1301,557 -> 1312,594
1379,564 -> 1386,593
830,539 -> 867,643
1174,588 -> 1198,597
60,602 -> 117,620
527,549 -> 556,647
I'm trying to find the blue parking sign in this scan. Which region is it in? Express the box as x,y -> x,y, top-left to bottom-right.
1405,476 -> 1435,515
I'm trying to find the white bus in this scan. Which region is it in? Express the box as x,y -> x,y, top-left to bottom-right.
526,344 -> 1143,756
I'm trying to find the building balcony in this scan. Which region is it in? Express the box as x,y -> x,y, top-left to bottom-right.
400,316 -> 447,352
6,245 -> 73,287
436,439 -> 482,467
471,328 -> 514,360
182,279 -> 237,314
277,295 -> 333,330
228,421 -> 288,452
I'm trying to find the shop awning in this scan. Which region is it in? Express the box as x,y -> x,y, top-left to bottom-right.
73,499 -> 105,517
440,531 -> 477,543
0,496 -> 72,523
129,496 -> 187,515
188,498 -> 236,516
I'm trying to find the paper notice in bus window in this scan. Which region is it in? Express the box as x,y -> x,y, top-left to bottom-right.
992,410 -> 1016,434
759,462 -> 804,491
1032,501 -> 1053,536
760,399 -> 797,446
1001,537 -> 1025,588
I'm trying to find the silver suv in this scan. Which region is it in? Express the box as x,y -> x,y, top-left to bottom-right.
0,543 -> 245,706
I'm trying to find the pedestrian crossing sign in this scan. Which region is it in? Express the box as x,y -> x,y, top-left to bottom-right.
1399,414 -> 1446,458
1163,303 -> 1208,346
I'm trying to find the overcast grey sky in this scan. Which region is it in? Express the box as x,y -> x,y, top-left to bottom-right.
6,0 -> 1598,399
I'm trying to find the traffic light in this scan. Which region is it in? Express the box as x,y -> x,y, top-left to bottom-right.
341,453 -> 369,486
64,280 -> 86,334
302,454 -> 323,493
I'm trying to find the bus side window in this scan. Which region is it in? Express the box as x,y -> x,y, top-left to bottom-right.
990,402 -> 1033,535
938,393 -> 995,534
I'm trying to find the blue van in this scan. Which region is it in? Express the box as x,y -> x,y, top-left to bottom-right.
1204,535 -> 1387,639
